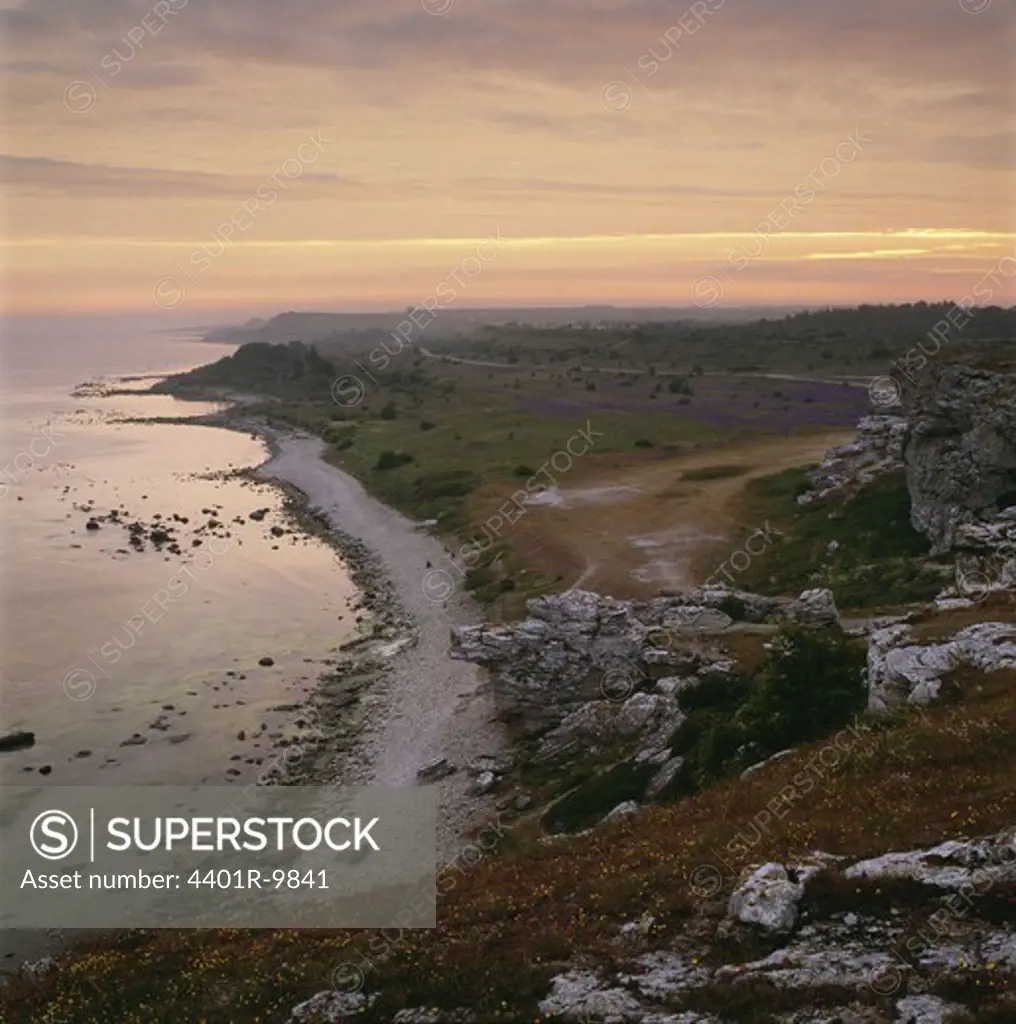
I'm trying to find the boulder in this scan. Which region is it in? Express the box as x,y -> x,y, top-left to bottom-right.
645,756 -> 684,799
601,800 -> 639,825
788,587 -> 840,629
289,991 -> 375,1022
535,693 -> 685,763
726,862 -> 804,934
417,758 -> 456,782
469,771 -> 497,796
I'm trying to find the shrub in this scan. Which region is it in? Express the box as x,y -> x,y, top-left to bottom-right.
375,450 -> 415,471
634,439 -> 654,449
412,470 -> 481,500
379,401 -> 397,420
717,595 -> 748,621
513,464 -> 536,477
542,762 -> 657,833
735,626 -> 866,758
419,420 -> 437,431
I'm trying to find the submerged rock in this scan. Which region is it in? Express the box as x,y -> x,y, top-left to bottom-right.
0,729 -> 35,752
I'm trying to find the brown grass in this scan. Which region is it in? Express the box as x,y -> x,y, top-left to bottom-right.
4,660 -> 1015,1022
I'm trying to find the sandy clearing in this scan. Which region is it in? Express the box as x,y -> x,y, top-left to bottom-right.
509,430 -> 855,599
260,433 -> 507,860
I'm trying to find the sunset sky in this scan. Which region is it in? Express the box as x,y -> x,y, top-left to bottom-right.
2,0 -> 1014,315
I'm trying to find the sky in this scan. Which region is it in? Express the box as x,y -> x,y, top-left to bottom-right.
1,0 -> 1014,316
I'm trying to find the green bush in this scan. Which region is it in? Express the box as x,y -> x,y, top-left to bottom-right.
375,450 -> 415,471
735,626 -> 867,757
717,595 -> 748,621
661,628 -> 866,793
634,439 -> 654,449
412,470 -> 481,500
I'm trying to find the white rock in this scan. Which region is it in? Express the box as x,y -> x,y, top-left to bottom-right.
844,825 -> 1016,891
290,991 -> 375,1022
470,771 -> 497,796
896,994 -> 971,1024
788,588 -> 840,628
727,863 -> 804,934
537,969 -> 645,1023
601,800 -> 639,824
740,749 -> 794,779
868,622 -> 1016,711
617,912 -> 656,948
646,755 -> 684,798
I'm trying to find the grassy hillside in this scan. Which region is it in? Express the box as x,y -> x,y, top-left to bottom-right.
4,605 -> 1013,1021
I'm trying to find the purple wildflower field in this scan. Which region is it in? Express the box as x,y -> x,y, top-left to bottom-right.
516,375 -> 871,432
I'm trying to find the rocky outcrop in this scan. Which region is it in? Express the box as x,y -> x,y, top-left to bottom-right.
902,364 -> 1016,554
867,621 -> 1016,711
948,506 -> 1016,601
845,824 -> 1016,891
798,414 -> 907,503
451,587 -> 798,732
534,691 -> 685,764
525,828 -> 1015,1024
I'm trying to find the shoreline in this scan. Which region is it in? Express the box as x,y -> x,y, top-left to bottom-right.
3,393 -> 506,979
203,407 -> 508,860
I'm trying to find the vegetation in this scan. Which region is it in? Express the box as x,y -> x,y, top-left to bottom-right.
671,627 -> 867,788
737,469 -> 947,608
6,655 -> 1014,1021
682,464 -> 750,482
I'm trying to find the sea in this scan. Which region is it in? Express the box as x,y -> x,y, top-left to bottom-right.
0,314 -> 358,791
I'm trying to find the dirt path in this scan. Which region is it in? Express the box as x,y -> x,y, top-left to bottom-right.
260,434 -> 506,858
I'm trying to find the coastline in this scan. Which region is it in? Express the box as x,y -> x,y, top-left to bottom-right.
208,408 -> 508,860
3,393 -> 506,978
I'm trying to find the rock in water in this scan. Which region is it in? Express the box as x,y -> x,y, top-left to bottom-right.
0,729 -> 35,752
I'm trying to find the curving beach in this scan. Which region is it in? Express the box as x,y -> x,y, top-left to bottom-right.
258,429 -> 508,860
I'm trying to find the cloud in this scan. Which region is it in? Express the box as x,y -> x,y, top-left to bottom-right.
2,0 -> 1007,95
921,131 -> 1016,170
0,155 -> 362,199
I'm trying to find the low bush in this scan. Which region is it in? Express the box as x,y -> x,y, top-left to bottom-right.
375,450 -> 415,471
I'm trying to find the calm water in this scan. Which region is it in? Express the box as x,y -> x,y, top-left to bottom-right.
0,316 -> 358,788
